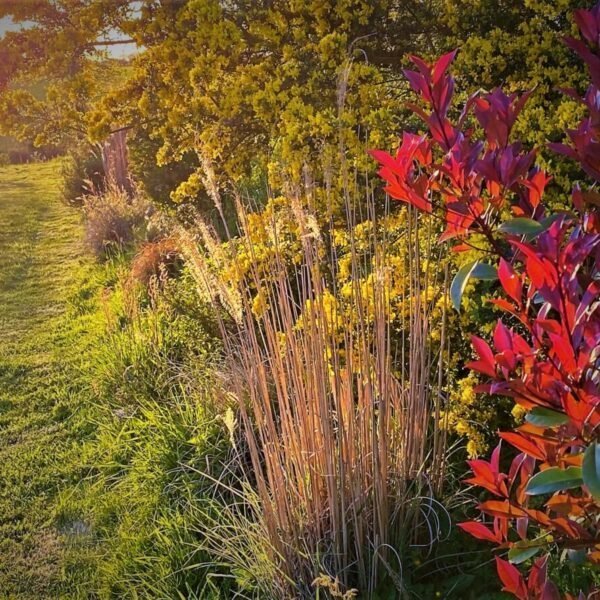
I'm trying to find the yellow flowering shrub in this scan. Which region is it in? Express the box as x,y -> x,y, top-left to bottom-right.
189,187 -> 510,457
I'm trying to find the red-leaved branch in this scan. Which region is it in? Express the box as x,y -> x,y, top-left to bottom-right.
372,3 -> 600,598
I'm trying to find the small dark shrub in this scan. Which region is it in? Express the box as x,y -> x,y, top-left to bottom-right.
127,128 -> 200,211
8,149 -> 31,164
61,145 -> 106,206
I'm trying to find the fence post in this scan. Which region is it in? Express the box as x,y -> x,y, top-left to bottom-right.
102,129 -> 133,195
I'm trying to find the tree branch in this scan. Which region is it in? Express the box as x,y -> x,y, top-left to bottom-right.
92,39 -> 136,47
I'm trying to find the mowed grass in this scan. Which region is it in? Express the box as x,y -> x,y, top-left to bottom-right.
0,161 -> 103,598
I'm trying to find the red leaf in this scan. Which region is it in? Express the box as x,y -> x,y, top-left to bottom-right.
516,517 -> 528,540
541,581 -> 561,600
451,242 -> 471,252
403,68 -> 432,104
488,298 -> 521,317
548,332 -> 578,375
432,49 -> 458,84
493,320 -> 512,352
523,508 -> 553,528
546,494 -> 584,516
408,54 -> 431,77
479,500 -> 528,519
522,169 -> 551,210
573,7 -> 600,46
498,258 -> 522,305
563,394 -> 595,428
527,556 -> 548,595
495,557 -> 528,599
550,517 -> 584,538
457,521 -> 501,543
468,335 -> 496,377
491,442 -> 502,473
466,458 -> 496,483
368,149 -> 397,171
499,432 -> 546,460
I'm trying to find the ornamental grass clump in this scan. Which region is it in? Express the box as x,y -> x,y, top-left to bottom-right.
182,182 -> 453,596
82,181 -> 152,259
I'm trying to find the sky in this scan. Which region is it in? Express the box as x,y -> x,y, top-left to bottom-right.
0,15 -> 22,36
0,15 -> 137,59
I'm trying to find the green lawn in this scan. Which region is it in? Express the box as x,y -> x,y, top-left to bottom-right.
0,161 -> 103,597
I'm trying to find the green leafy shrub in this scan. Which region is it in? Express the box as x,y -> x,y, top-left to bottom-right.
127,129 -> 201,211
61,145 -> 106,207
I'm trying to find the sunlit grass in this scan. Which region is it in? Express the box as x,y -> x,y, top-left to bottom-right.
0,161 -> 104,596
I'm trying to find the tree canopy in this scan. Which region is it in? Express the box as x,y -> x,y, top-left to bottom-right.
0,0 -> 591,204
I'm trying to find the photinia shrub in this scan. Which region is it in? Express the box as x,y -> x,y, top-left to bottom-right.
372,2 -> 600,598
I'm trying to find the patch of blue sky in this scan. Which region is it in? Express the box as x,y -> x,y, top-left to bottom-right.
0,15 -> 136,59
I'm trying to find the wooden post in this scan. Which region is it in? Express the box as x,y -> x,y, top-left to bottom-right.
102,129 -> 133,195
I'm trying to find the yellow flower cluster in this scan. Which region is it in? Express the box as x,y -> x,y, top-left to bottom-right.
440,373 -> 492,458
199,186 -> 510,459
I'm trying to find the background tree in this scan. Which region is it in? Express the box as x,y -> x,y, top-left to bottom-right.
0,0 -> 137,147
0,0 -> 590,207
442,0 -> 591,193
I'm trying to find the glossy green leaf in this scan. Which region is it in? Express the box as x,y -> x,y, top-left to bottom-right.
525,407 -> 569,428
508,543 -> 541,565
582,442 -> 600,500
450,260 -> 478,312
539,213 -> 564,230
471,262 -> 498,281
498,218 -> 545,236
525,466 -> 583,496
567,549 -> 587,565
